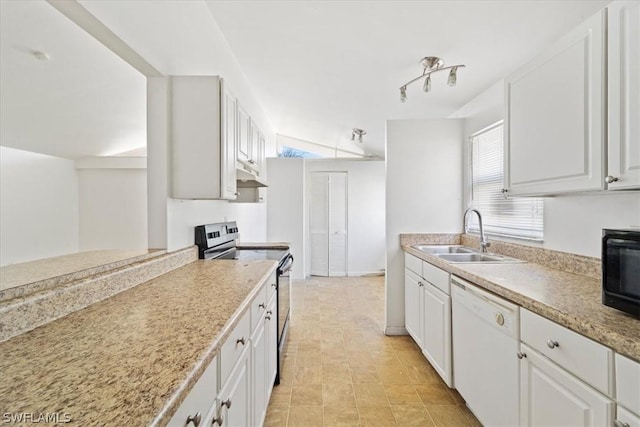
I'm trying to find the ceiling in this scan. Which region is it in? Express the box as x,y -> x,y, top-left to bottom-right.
0,0 -> 146,160
207,0 -> 610,157
0,1 -> 611,160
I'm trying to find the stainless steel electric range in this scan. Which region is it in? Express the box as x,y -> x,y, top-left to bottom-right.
195,221 -> 292,385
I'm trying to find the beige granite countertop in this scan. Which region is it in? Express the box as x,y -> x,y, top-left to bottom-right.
403,245 -> 640,361
0,249 -> 165,293
0,258 -> 278,426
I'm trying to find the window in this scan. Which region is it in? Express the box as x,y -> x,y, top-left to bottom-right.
469,122 -> 544,241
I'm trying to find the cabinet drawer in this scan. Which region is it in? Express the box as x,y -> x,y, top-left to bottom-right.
251,283 -> 268,333
405,253 -> 422,275
422,261 -> 450,295
616,353 -> 640,415
167,355 -> 218,427
220,309 -> 251,387
521,309 -> 613,396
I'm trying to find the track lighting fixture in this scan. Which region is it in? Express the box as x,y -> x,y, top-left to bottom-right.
351,128 -> 366,143
399,56 -> 465,102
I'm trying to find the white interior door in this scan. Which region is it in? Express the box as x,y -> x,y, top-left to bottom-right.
309,172 -> 347,276
328,172 -> 347,276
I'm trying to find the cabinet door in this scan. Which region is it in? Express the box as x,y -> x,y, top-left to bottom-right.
266,294 -> 278,390
237,104 -> 251,165
505,10 -> 606,195
220,347 -> 251,427
249,122 -> 260,172
221,79 -> 238,200
520,344 -> 614,427
404,269 -> 423,348
422,284 -> 452,387
257,132 -> 266,177
608,1 -> 640,190
251,318 -> 267,427
167,356 -> 218,427
617,405 -> 640,427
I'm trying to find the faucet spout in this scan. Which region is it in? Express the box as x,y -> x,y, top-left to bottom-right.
463,208 -> 491,253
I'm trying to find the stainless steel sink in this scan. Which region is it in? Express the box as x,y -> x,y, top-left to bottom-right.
435,253 -> 525,264
412,245 -> 476,254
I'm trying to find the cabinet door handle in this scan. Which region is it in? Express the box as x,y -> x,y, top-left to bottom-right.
266,310 -> 273,315
266,315 -> 271,320
546,339 -> 559,349
271,283 -> 277,288
222,399 -> 232,409
614,421 -> 630,427
236,337 -> 246,346
211,415 -> 224,426
418,281 -> 424,287
517,352 -> 527,359
258,303 -> 266,309
186,412 -> 201,427
605,175 -> 619,184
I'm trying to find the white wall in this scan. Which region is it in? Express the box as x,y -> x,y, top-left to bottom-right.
385,119 -> 464,334
77,167 -> 147,251
0,146 -> 79,266
267,158 -> 305,279
305,159 -> 386,277
454,82 -> 640,258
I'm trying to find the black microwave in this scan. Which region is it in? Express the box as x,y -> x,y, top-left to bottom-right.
602,229 -> 640,317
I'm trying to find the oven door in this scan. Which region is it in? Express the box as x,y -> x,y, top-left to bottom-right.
603,232 -> 640,316
276,253 -> 293,383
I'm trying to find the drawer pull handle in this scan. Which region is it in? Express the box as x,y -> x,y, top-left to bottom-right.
259,303 -> 266,309
211,414 -> 224,426
266,310 -> 273,315
517,352 -> 527,359
418,281 -> 424,287
271,283 -> 277,288
546,339 -> 559,349
266,315 -> 271,320
236,337 -> 246,346
222,399 -> 232,409
186,412 -> 201,426
614,421 -> 630,427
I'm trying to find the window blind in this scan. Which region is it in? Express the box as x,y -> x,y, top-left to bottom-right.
469,123 -> 544,241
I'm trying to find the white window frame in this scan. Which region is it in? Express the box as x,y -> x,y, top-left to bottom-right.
467,121 -> 544,242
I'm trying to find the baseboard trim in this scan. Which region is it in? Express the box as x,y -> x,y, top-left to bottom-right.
385,326 -> 408,336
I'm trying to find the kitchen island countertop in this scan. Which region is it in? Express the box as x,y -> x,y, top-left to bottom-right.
0,258 -> 278,426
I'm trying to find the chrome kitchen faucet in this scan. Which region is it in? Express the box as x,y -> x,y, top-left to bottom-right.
464,208 -> 491,253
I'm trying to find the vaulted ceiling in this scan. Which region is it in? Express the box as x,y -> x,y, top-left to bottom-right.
0,1 -> 611,160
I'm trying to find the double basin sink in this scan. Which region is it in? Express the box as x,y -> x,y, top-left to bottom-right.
412,245 -> 525,264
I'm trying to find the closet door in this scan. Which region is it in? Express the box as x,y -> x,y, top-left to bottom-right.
310,173 -> 329,276
328,173 -> 347,276
309,172 -> 348,277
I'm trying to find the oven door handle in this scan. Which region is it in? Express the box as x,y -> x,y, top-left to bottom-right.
278,254 -> 294,274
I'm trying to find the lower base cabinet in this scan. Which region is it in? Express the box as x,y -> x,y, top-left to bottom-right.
520,343 -> 614,427
216,347 -> 251,427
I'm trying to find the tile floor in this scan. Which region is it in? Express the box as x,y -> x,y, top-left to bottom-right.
264,276 -> 482,427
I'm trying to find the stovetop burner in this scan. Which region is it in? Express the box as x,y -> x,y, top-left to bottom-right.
203,247 -> 289,262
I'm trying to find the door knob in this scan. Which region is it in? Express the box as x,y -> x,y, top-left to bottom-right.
605,175 -> 619,184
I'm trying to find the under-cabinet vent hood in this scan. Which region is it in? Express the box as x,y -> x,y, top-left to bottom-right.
236,168 -> 268,188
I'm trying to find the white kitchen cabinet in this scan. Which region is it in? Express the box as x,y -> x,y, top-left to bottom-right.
217,346 -> 251,427
617,405 -> 640,427
607,1 -> 640,190
403,253 -> 452,386
504,10 -> 606,195
170,76 -> 237,200
520,343 -> 614,427
616,353 -> 640,419
250,279 -> 278,427
237,103 -> 251,166
422,283 -> 451,387
167,356 -> 218,427
404,267 -> 424,349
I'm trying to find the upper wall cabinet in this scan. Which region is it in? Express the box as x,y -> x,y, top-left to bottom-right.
170,76 -> 237,200
608,1 -> 640,190
237,101 -> 266,177
504,10 -> 606,196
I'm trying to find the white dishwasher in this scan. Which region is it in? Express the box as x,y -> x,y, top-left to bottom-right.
451,275 -> 520,427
